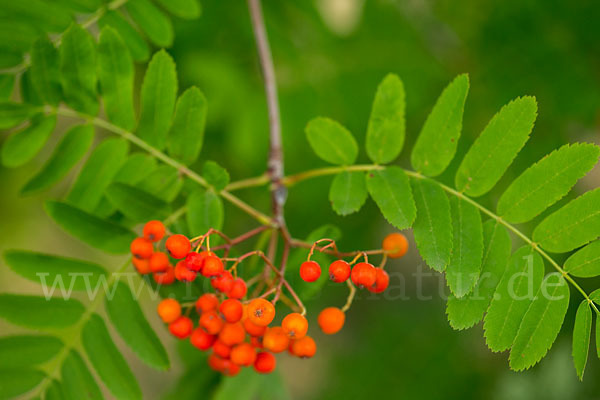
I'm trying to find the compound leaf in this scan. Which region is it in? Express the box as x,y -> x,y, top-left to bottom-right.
0,369 -> 46,400
0,102 -> 38,129
202,161 -> 229,191
30,37 -> 62,105
154,0 -> 201,19
98,10 -> 150,62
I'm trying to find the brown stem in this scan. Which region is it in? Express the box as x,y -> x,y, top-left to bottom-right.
290,238 -> 387,258
210,226 -> 271,251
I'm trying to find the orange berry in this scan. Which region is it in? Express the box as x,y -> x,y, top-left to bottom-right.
281,313 -> 308,339
196,293 -> 219,313
169,316 -> 193,339
300,260 -> 321,282
368,268 -> 389,293
263,327 -> 289,353
317,307 -> 345,334
219,322 -> 246,346
351,262 -> 377,288
165,234 -> 191,259
185,251 -> 204,272
329,260 -> 351,283
132,257 -> 151,275
291,336 -> 316,358
382,232 -> 408,258
247,298 -> 275,327
200,311 -> 224,335
157,298 -> 181,324
143,220 -> 165,242
174,260 -> 196,282
212,270 -> 233,292
219,299 -> 243,323
149,252 -> 170,273
221,359 -> 240,376
250,336 -> 263,349
230,342 -> 257,366
208,353 -> 225,371
227,278 -> 247,299
130,237 -> 153,259
202,256 -> 224,277
190,328 -> 215,351
254,351 -> 276,374
153,265 -> 175,285
243,318 -> 267,337
212,340 -> 231,358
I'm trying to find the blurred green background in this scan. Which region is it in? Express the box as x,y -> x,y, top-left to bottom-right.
1,0 -> 599,398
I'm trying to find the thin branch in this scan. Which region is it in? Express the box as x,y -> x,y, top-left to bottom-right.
247,0 -> 286,226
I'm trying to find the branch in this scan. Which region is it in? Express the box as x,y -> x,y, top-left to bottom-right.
247,0 -> 286,226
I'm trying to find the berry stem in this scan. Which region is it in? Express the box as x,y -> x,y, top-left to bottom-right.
51,106 -> 275,227
290,238 -> 386,258
341,280 -> 357,313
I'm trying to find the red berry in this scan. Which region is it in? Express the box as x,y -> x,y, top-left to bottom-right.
227,278 -> 247,299
132,257 -> 151,275
174,261 -> 197,282
153,265 -> 175,285
200,311 -> 224,335
230,342 -> 257,366
157,298 -> 181,323
208,353 -> 226,371
143,220 -> 165,242
213,340 -> 231,358
317,307 -> 345,334
281,313 -> 308,339
254,351 -> 276,374
196,293 -> 219,313
190,328 -> 215,350
169,316 -> 193,339
243,318 -> 267,337
221,359 -> 240,376
211,270 -> 233,292
219,299 -> 243,323
382,233 -> 408,258
263,327 -> 289,353
290,336 -> 316,358
165,234 -> 191,259
184,251 -> 204,272
351,262 -> 377,288
247,298 -> 276,327
130,237 -> 153,259
219,322 -> 246,347
300,260 -> 321,282
329,260 -> 351,283
149,252 -> 170,273
368,268 -> 389,293
202,256 -> 224,277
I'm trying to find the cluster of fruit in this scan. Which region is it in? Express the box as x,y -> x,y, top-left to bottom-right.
129,221 -> 409,376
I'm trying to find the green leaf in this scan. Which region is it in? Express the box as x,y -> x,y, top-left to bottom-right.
446,196 -> 483,297
305,117 -> 358,165
365,166 -> 416,230
67,138 -> 129,211
411,74 -> 469,177
30,37 -> 62,105
0,335 -> 63,368
455,96 -> 538,197
497,143 -> 600,223
45,379 -> 64,400
483,246 -> 544,352
137,165 -> 183,202
82,314 -> 142,400
105,281 -> 170,370
114,153 -> 158,184
137,50 -> 177,150
127,0 -> 174,47
61,350 -> 103,400
4,250 -> 107,291
1,114 -> 56,168
366,73 -> 405,164
56,0 -> 101,13
329,171 -> 368,216
0,0 -> 72,32
202,161 -> 229,191
213,367 -> 291,400
106,182 -> 171,222
20,69 -> 43,106
168,87 -> 207,165
20,124 -> 94,195
572,300 -> 592,380
597,313 -> 600,361
446,220 -> 511,330
410,178 -> 452,272
0,74 -> 15,99
509,273 -> 570,371
0,21 -> 37,54
0,102 -> 37,129
564,240 -> 600,278
187,188 -> 224,235
59,24 -> 98,115
591,289 -> 600,304
98,26 -> 136,131
45,200 -> 136,254
533,188 -> 600,253
154,0 -> 201,19
98,10 -> 150,62
0,294 -> 84,329
0,369 -> 45,400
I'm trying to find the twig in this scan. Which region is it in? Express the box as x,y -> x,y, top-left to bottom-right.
290,238 -> 386,258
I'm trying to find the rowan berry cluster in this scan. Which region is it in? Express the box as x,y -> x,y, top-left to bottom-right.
129,220 -> 408,377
